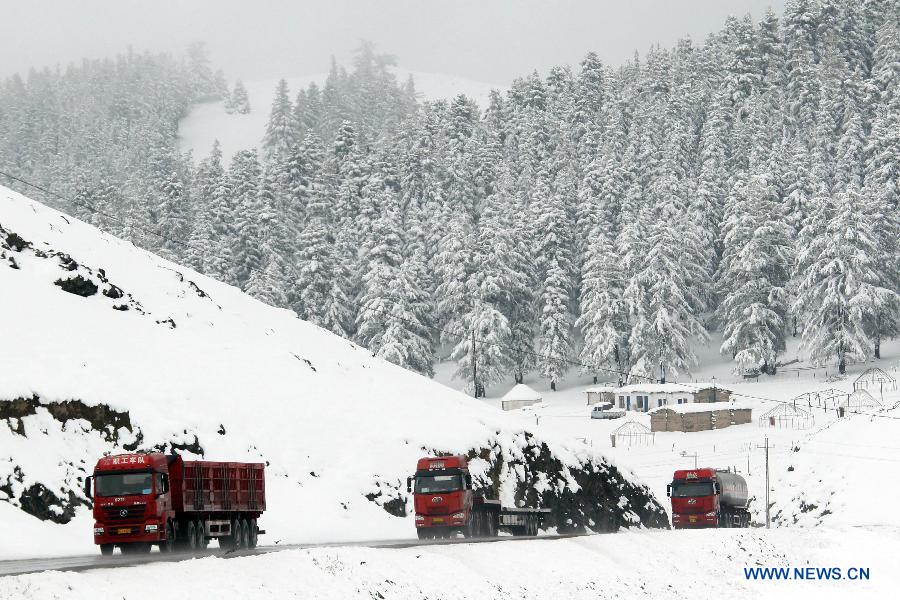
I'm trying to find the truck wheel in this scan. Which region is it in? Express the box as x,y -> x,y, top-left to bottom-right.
241,519 -> 251,549
228,519 -> 242,549
186,521 -> 199,552
248,519 -> 258,548
100,544 -> 114,556
463,513 -> 476,539
196,521 -> 208,550
160,521 -> 175,553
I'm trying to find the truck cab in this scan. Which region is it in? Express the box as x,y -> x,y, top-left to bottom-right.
667,468 -> 721,528
84,453 -> 173,555
407,455 -> 474,538
667,467 -> 750,529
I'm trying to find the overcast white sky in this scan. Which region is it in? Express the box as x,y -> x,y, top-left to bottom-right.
2,1 -> 785,85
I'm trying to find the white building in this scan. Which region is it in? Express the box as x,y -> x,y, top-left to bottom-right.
613,383 -> 698,413
501,384 -> 543,411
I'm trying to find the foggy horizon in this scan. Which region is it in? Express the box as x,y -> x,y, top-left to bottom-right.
3,0 -> 784,86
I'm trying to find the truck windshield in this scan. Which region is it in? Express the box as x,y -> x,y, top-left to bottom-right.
671,482 -> 714,497
415,474 -> 462,494
95,472 -> 153,497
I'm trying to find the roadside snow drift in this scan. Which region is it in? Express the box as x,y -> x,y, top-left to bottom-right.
0,185 -> 665,558
2,527 -> 897,600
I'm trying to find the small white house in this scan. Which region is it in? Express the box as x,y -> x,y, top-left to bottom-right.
501,384 -> 543,411
613,383 -> 696,413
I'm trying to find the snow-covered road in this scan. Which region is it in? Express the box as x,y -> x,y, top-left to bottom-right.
2,526 -> 895,599
0,533 -> 593,577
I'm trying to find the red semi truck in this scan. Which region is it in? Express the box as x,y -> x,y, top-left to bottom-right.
84,453 -> 265,555
667,467 -> 750,529
407,455 -> 550,539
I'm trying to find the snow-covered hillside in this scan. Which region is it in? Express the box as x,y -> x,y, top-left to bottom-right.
177,68 -> 501,162
0,184 -> 664,559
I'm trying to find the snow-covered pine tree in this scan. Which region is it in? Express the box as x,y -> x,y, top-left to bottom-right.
718,149 -> 792,374
794,182 -> 888,373
228,149 -> 263,288
578,222 -> 629,375
262,79 -> 299,161
244,165 -> 290,307
293,157 -> 354,338
533,166 -> 576,390
231,80 -> 251,114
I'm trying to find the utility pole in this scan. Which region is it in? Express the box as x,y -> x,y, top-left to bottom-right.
679,450 -> 698,469
471,328 -> 478,398
756,437 -> 771,528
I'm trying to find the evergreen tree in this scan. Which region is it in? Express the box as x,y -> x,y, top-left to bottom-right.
231,80 -> 251,114
262,79 -> 299,161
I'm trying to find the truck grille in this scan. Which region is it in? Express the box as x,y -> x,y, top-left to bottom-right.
102,504 -> 146,522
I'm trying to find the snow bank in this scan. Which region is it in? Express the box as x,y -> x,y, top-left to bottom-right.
0,185 -> 664,558
2,526 -> 896,599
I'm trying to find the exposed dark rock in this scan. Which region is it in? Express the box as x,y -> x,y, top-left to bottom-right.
217,424 -> 226,435
0,395 -> 134,444
18,482 -> 88,524
3,231 -> 31,252
54,274 -> 98,297
464,437 -> 668,532
151,434 -> 204,457
103,284 -> 124,299
57,254 -> 78,271
188,280 -> 209,298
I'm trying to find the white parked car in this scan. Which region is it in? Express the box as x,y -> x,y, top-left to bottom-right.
590,403 -> 625,420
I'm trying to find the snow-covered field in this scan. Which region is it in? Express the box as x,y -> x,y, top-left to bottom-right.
3,526 -> 897,599
177,68 -> 501,163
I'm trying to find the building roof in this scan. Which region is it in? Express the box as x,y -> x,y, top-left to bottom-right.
615,383 -> 697,394
584,385 -> 617,393
650,401 -> 751,415
502,383 -> 542,402
760,403 -> 811,418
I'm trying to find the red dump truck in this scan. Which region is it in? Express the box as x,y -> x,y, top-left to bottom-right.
84,453 -> 265,555
667,467 -> 749,529
407,455 -> 550,539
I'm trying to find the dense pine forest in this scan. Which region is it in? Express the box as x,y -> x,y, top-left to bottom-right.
1,0 -> 897,393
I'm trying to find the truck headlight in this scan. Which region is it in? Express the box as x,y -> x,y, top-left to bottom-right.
451,512 -> 465,520
705,511 -> 717,517
144,524 -> 159,532
415,515 -> 424,521
94,527 -> 104,535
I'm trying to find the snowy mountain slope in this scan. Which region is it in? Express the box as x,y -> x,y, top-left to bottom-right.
0,184 -> 664,559
3,526 -> 897,600
177,68 -> 501,163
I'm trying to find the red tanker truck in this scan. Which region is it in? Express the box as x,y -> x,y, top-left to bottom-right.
667,467 -> 750,529
84,453 -> 265,555
407,455 -> 549,539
